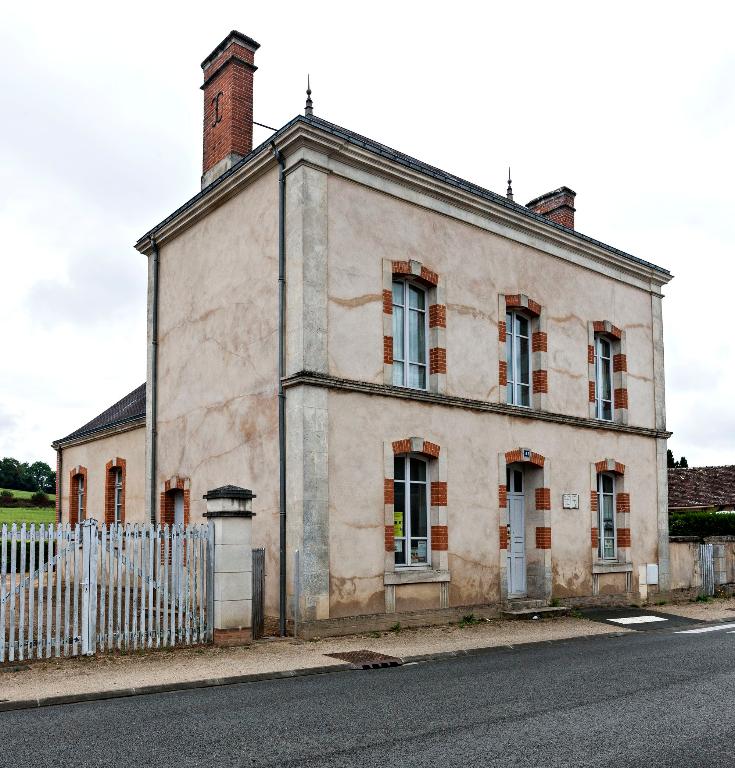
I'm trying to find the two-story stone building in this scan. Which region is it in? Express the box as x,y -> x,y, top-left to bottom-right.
54,30 -> 673,634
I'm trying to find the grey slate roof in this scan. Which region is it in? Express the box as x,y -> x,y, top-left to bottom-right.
137,114 -> 670,277
54,383 -> 146,446
668,466 -> 735,510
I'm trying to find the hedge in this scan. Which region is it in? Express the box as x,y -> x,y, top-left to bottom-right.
669,510 -> 735,538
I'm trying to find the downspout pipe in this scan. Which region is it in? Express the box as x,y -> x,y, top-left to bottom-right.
271,141 -> 287,637
149,235 -> 160,524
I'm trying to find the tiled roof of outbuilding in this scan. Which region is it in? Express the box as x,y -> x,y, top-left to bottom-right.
54,384 -> 146,447
668,466 -> 735,509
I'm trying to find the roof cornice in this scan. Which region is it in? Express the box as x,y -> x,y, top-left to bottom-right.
135,116 -> 672,291
52,416 -> 145,450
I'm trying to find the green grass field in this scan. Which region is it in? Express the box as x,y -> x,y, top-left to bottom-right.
0,507 -> 56,526
0,487 -> 56,501
0,488 -> 57,526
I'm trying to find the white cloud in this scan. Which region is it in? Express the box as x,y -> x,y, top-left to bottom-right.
0,0 -> 733,466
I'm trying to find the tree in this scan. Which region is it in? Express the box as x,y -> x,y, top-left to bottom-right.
0,457 -> 56,493
667,449 -> 676,468
0,457 -> 23,490
26,461 -> 56,493
679,456 -> 689,469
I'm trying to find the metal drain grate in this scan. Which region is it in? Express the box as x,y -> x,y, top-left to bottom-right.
325,650 -> 403,669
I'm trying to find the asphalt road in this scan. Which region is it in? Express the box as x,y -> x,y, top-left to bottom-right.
2,624 -> 735,767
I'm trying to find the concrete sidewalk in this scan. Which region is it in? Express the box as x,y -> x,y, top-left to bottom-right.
1,615 -> 622,706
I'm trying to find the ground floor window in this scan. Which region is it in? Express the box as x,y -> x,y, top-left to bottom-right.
393,455 -> 429,566
597,472 -> 616,559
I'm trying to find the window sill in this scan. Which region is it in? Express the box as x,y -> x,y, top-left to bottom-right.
592,561 -> 633,574
384,569 -> 451,585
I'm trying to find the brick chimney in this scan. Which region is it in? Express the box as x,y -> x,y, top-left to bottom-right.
526,187 -> 576,230
201,31 -> 260,188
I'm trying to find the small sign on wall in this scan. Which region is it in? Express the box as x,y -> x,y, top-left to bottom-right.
562,493 -> 580,509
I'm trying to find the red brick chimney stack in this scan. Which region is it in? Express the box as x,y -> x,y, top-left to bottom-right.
201,30 -> 260,188
526,187 -> 576,230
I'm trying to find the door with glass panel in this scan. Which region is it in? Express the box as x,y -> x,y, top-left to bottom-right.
507,468 -> 527,597
393,456 -> 429,566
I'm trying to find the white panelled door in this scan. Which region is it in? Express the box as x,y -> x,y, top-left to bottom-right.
507,468 -> 527,597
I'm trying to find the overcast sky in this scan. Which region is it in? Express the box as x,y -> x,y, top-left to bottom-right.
1,1 -> 732,468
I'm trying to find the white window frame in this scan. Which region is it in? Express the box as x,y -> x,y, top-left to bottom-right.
506,310 -> 531,407
113,467 -> 123,525
392,279 -> 429,390
393,454 -> 431,568
76,475 -> 85,525
597,472 -> 617,560
595,335 -> 614,421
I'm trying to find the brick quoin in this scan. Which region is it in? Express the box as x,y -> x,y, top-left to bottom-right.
504,449 -> 545,468
505,295 -> 541,316
420,266 -> 439,286
201,33 -> 259,177
531,331 -> 547,352
535,487 -> 551,510
499,525 -> 508,550
431,525 -> 448,551
532,369 -> 548,393
614,388 -> 629,410
615,462 -> 626,475
588,344 -> 595,365
588,380 -> 596,403
422,440 -> 441,458
613,353 -> 627,373
590,490 -> 598,512
431,481 -> 448,506
498,320 -> 507,343
392,439 -> 411,454
384,525 -> 395,552
593,321 -> 622,340
429,304 -> 447,328
391,260 -> 411,275
382,289 -> 393,314
384,478 -> 394,505
383,335 -> 393,365
591,528 -> 599,549
616,493 -> 631,513
617,528 -> 631,548
499,360 -> 508,386
535,526 -> 552,549
595,460 -> 625,475
498,484 -> 507,508
429,347 -> 446,374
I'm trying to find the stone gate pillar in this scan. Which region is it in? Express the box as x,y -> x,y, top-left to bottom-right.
204,485 -> 256,645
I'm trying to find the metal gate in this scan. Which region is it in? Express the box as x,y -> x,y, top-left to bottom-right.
251,547 -> 265,640
1,520 -> 210,662
699,543 -> 715,596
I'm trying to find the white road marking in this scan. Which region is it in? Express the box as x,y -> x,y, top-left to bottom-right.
674,622 -> 735,634
608,615 -> 668,625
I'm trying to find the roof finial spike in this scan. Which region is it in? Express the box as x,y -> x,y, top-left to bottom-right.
506,166 -> 513,201
305,74 -> 313,117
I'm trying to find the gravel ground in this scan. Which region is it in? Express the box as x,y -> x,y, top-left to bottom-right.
650,596 -> 735,622
0,615 -> 622,702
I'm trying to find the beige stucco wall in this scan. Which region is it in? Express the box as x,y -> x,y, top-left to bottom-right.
155,167 -> 281,612
326,389 -> 660,618
326,174 -> 657,428
59,425 -> 146,525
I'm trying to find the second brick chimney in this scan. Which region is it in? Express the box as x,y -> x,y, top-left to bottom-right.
201,31 -> 260,189
526,187 -> 576,230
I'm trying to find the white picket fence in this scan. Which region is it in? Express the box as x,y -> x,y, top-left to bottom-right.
1,520 -> 210,663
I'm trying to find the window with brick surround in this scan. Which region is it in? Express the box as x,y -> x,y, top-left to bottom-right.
392,279 -> 428,390
69,467 -> 87,525
595,336 -> 614,421
75,474 -> 85,524
506,310 -> 531,407
597,472 -> 616,559
104,459 -> 126,526
393,454 -> 430,566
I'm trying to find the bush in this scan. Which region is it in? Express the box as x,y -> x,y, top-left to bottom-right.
0,489 -> 12,499
669,510 -> 735,538
31,491 -> 50,506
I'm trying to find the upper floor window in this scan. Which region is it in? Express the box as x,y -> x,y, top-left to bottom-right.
506,311 -> 530,407
597,472 -> 616,559
392,280 -> 428,390
113,468 -> 123,525
595,336 -> 613,421
393,455 -> 429,567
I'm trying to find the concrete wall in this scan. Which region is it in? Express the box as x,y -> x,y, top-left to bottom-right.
155,167 -> 280,612
669,537 -> 735,591
59,426 -> 145,524
326,174 -> 657,428
325,388 -> 659,617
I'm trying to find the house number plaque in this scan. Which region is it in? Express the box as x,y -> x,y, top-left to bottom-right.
562,493 -> 579,509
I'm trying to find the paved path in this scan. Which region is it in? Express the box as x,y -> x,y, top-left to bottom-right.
2,624 -> 735,767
